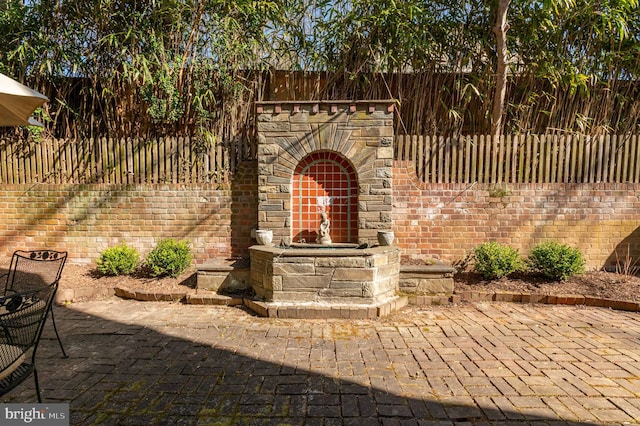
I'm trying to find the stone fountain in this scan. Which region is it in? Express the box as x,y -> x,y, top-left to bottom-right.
246,101 -> 406,318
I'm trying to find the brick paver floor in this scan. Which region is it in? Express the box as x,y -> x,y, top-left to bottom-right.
4,299 -> 640,425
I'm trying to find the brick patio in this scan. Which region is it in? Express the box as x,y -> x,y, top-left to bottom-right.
3,298 -> 640,424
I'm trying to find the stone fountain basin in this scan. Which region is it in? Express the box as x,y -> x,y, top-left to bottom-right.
249,244 -> 401,305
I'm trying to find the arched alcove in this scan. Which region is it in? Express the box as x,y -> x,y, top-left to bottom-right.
292,151 -> 358,243
256,101 -> 394,246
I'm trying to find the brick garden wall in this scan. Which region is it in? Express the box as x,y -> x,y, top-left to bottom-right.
1,158 -> 638,270
0,162 -> 258,265
393,161 -> 640,270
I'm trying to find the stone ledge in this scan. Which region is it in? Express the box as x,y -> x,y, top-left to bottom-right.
242,296 -> 408,319
186,292 -> 244,306
399,263 -> 456,295
196,260 -> 250,293
400,264 -> 456,275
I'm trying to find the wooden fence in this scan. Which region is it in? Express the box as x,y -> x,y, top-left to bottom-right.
396,134 -> 640,184
0,137 -> 255,185
1,134 -> 639,184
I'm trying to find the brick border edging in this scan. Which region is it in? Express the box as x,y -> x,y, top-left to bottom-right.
79,287 -> 640,315
411,291 -> 640,312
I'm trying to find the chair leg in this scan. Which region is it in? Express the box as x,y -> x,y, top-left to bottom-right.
33,368 -> 42,403
49,308 -> 68,358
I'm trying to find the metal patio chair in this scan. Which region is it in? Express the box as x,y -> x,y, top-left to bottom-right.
0,283 -> 57,402
1,250 -> 67,357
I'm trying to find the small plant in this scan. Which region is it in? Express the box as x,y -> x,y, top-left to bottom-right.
145,238 -> 192,278
488,184 -> 510,198
96,245 -> 140,276
528,241 -> 585,281
473,242 -> 524,280
614,244 -> 640,276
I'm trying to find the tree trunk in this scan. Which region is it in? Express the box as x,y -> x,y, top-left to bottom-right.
491,0 -> 511,138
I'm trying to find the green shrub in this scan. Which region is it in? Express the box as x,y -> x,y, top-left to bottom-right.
96,245 -> 140,276
528,242 -> 585,281
473,242 -> 524,280
145,239 -> 192,278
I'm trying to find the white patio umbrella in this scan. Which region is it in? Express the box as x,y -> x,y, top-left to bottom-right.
0,72 -> 48,127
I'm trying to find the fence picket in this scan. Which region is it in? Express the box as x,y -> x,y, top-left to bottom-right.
462,136 -> 469,183
504,135 -> 511,183
633,135 -> 639,183
443,136 -> 450,183
0,142 -> 6,183
454,136 -> 460,183
621,135 -> 630,182
470,135 -> 477,183
550,135 -> 558,183
614,135 -> 623,182
509,135 -> 518,183
493,135 -> 501,183
476,136 -> 483,183
517,135 -> 525,183
404,133 -> 411,161
7,142 -> 15,184
416,135 -> 424,182
35,141 -> 43,182
602,135 -> 610,182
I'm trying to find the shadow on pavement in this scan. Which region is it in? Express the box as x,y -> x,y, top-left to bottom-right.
2,300 -> 613,425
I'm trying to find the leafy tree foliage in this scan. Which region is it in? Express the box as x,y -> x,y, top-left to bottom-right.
0,0 -> 638,138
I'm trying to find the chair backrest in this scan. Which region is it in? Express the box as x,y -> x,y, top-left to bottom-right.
3,250 -> 67,295
0,283 -> 56,378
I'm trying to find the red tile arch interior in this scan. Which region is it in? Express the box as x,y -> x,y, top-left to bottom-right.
292,151 -> 358,243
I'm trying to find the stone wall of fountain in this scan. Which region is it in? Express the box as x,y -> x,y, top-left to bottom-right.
248,100 -> 404,317
255,101 -> 395,245
250,245 -> 399,304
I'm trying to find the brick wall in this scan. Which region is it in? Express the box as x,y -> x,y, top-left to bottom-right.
1,158 -> 638,269
393,161 -> 640,270
0,162 -> 258,265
